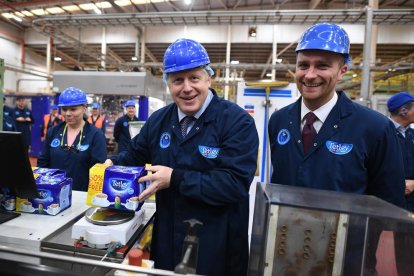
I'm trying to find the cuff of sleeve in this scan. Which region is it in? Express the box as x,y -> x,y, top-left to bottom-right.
171,168 -> 185,188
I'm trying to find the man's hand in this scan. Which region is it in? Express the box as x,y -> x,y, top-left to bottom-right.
138,165 -> 173,202
16,116 -> 25,122
104,159 -> 113,166
405,179 -> 414,195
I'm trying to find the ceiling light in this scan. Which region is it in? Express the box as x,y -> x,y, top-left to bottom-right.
151,0 -> 165,3
248,27 -> 257,38
11,15 -> 22,22
115,0 -> 132,6
96,1 -> 113,8
46,7 -> 65,14
275,58 -> 282,63
15,12 -> 25,17
1,13 -> 13,19
31,9 -> 46,16
133,0 -> 147,4
131,56 -> 138,61
62,5 -> 80,12
54,57 -> 62,62
266,73 -> 272,77
230,60 -> 239,65
184,0 -> 192,5
21,11 -> 34,17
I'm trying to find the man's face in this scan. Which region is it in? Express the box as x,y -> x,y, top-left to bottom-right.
295,50 -> 347,110
126,106 -> 135,117
92,108 -> 99,116
51,109 -> 58,116
168,67 -> 211,116
16,98 -> 26,109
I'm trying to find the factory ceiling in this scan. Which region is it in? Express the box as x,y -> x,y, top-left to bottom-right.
1,0 -> 414,92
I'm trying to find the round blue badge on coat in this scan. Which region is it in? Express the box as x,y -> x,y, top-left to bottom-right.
78,144 -> 89,151
277,129 -> 290,145
123,122 -> 128,127
51,138 -> 60,148
160,132 -> 171,148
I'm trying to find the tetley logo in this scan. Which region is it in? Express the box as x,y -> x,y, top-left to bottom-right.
37,189 -> 51,200
198,145 -> 220,159
326,140 -> 353,155
110,179 -> 130,191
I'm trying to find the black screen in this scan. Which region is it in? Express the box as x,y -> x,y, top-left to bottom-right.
0,131 -> 38,198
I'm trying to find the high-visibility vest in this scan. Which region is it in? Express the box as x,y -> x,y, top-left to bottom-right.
87,115 -> 105,129
42,114 -> 63,137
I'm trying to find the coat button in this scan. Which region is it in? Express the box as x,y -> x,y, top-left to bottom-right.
334,125 -> 338,128
313,143 -> 317,147
298,140 -> 301,144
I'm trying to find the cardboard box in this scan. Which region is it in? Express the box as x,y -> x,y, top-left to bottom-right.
16,169 -> 72,216
87,164 -> 149,211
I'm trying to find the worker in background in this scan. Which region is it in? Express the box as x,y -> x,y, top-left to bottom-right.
113,100 -> 138,153
386,92 -> 414,276
14,96 -> 34,153
41,105 -> 64,141
268,23 -> 405,275
105,38 -> 258,275
37,87 -> 107,191
87,102 -> 106,135
3,96 -> 16,131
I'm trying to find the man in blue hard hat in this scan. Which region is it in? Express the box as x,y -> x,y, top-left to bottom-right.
106,38 -> 258,275
2,96 -> 16,131
87,102 -> 106,135
268,23 -> 405,275
113,100 -> 139,153
41,104 -> 64,141
387,91 -> 414,276
37,87 -> 107,191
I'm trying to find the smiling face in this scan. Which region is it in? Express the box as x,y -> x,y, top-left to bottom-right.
167,67 -> 211,116
61,105 -> 86,128
295,50 -> 347,110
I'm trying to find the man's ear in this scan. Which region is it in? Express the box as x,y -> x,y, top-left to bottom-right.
400,107 -> 408,117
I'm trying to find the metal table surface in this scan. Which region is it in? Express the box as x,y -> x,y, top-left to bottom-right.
0,191 -> 89,251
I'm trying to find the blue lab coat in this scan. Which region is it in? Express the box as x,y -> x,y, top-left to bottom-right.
37,121 -> 107,191
14,106 -> 34,147
268,91 -> 405,208
396,127 -> 414,212
113,114 -> 139,153
114,90 -> 259,275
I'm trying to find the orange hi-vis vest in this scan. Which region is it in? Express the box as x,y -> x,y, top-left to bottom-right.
43,114 -> 63,137
88,115 -> 105,129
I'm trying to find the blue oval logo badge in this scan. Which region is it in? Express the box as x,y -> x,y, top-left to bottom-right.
123,121 -> 129,127
326,140 -> 353,155
198,145 -> 220,159
160,132 -> 171,149
110,178 -> 131,191
78,144 -> 89,151
51,138 -> 60,148
277,129 -> 290,145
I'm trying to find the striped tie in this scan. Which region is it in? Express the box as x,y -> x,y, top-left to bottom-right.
180,116 -> 194,137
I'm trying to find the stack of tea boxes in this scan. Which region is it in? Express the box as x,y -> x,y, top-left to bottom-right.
1,168 -> 73,216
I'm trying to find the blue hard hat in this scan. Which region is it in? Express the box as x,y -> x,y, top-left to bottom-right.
58,87 -> 87,107
92,102 -> 100,109
50,104 -> 58,110
296,23 -> 350,58
163,38 -> 210,73
387,92 -> 414,112
124,100 -> 135,108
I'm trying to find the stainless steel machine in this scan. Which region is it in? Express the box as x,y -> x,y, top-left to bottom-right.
249,182 -> 414,276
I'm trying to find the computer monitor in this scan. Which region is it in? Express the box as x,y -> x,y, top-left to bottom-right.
0,131 -> 38,199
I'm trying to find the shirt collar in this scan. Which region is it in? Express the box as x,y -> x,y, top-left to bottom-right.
178,90 -> 214,122
389,117 -> 408,135
301,91 -> 338,123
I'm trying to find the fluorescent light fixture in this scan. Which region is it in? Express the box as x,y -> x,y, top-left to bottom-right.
96,1 -> 113,8
133,0 -> 147,4
230,60 -> 239,65
46,7 -> 65,14
275,58 -> 282,63
31,9 -> 46,16
21,11 -> 34,16
266,73 -> 272,77
2,13 -> 13,19
131,56 -> 138,61
11,15 -> 22,22
54,57 -> 62,62
15,12 -> 25,17
79,3 -> 96,10
151,0 -> 165,3
115,0 -> 132,6
62,5 -> 80,12
184,0 -> 192,4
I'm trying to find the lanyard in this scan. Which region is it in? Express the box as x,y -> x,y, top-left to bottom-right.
60,122 -> 84,150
